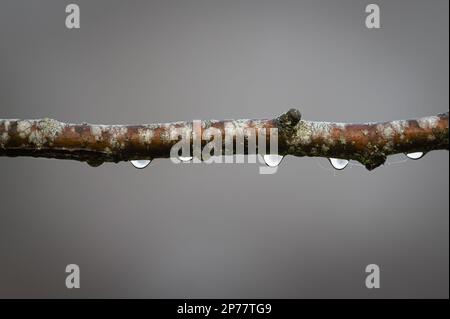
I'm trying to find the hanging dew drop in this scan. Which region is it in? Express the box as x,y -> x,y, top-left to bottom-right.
131,159 -> 151,169
263,154 -> 284,167
179,156 -> 193,162
406,152 -> 424,160
329,158 -> 349,170
86,159 -> 103,167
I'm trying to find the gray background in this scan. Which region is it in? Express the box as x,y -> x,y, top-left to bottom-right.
0,0 -> 448,298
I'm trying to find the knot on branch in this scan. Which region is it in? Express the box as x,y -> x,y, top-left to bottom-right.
275,108 -> 302,138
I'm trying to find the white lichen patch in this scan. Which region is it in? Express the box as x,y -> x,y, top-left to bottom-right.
390,120 -> 408,134
37,118 -> 64,145
333,122 -> 346,130
376,124 -> 384,135
3,120 -> 10,132
160,130 -> 171,142
90,125 -> 103,141
171,121 -> 189,126
309,122 -> 332,139
292,122 -> 312,144
138,128 -> 154,144
222,121 -> 237,138
17,120 -> 32,139
417,116 -> 439,130
233,119 -> 252,132
163,120 -> 192,143
0,132 -> 9,148
201,119 -> 221,129
28,130 -> 46,148
169,125 -> 192,142
382,126 -> 395,139
142,123 -> 160,130
109,126 -> 128,149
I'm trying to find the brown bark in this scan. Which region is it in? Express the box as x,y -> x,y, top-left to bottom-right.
0,109 -> 448,170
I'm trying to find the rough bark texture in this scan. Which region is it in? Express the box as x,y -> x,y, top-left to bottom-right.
0,109 -> 448,170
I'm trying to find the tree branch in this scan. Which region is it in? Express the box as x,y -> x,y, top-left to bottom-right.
0,109 -> 448,170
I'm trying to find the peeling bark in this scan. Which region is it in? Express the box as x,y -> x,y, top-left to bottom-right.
0,109 -> 448,170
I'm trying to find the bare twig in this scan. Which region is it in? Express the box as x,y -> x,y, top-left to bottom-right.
0,109 -> 448,170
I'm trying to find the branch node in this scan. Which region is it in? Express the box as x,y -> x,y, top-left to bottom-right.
275,108 -> 302,140
360,154 -> 387,171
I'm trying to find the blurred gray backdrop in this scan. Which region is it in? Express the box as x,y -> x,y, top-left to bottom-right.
0,0 -> 448,298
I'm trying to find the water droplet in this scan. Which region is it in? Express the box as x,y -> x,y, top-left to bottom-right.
263,154 -> 284,167
179,156 -> 193,162
329,158 -> 349,170
86,159 -> 103,167
406,152 -> 424,160
131,159 -> 151,169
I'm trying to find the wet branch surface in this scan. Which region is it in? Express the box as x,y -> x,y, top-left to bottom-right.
0,109 -> 448,170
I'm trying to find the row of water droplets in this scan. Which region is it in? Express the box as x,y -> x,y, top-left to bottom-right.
328,152 -> 424,170
328,151 -> 424,170
130,152 -> 424,170
130,155 -> 193,169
